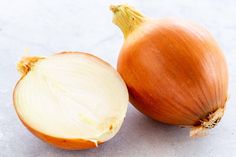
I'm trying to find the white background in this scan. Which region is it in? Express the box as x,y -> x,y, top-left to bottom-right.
0,0 -> 236,157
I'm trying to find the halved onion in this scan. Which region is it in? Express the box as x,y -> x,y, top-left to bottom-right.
13,52 -> 128,150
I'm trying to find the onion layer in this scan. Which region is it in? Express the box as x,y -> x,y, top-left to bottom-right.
13,52 -> 128,149
111,4 -> 228,137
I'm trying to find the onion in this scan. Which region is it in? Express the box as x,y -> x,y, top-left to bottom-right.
13,52 -> 128,150
110,4 -> 228,137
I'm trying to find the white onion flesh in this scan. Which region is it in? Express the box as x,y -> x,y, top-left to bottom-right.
14,53 -> 128,143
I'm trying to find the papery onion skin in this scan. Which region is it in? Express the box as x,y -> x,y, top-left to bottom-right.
111,5 -> 228,136
13,52 -> 127,149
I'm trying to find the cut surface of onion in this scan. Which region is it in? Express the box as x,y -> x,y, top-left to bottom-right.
13,52 -> 128,149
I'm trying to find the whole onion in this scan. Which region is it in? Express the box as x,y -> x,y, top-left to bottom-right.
110,4 -> 228,136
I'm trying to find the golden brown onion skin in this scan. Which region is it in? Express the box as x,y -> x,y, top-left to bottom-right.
118,19 -> 228,126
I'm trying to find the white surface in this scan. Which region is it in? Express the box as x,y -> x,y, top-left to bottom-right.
0,0 -> 235,157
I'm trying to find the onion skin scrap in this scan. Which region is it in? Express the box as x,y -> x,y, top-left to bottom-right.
13,52 -> 128,149
111,4 -> 228,136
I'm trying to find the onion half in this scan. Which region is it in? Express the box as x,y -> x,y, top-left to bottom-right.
13,52 -> 128,149
111,4 -> 228,137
